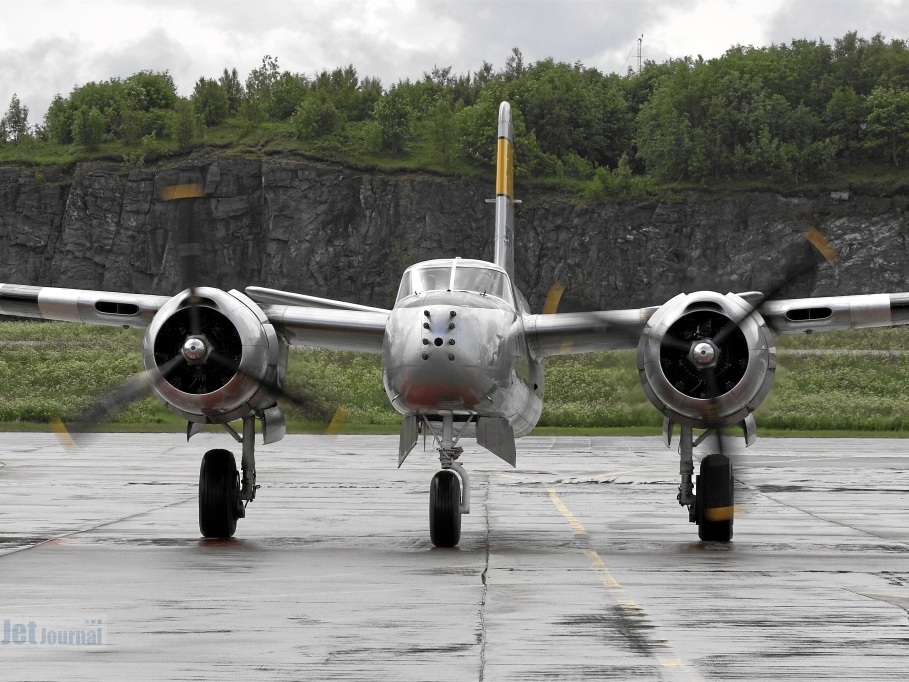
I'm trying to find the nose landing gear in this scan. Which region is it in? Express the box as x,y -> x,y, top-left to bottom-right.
423,411 -> 472,547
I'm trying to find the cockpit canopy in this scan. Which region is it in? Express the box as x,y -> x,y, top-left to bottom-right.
396,259 -> 514,306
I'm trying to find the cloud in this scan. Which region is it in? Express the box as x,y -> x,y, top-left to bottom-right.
2,0 -> 909,123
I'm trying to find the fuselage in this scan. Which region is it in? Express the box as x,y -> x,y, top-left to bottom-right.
382,258 -> 543,437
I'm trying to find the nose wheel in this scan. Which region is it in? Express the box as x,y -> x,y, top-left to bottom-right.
422,411 -> 472,547
429,470 -> 462,547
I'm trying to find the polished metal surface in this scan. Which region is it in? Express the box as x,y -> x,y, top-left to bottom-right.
638,291 -> 777,428
691,341 -> 716,366
181,336 -> 208,363
2,433 -> 907,680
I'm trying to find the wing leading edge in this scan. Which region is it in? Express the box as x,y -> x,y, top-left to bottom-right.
524,290 -> 909,358
0,283 -> 390,355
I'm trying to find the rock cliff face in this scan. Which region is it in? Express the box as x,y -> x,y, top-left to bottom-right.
1,156 -> 907,312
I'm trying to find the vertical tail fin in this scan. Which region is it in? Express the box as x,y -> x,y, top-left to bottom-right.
494,102 -> 515,279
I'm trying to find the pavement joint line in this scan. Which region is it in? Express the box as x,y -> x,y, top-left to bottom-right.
0,496 -> 195,559
547,487 -> 694,678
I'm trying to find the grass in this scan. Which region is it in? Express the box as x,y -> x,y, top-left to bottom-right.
3,321 -> 909,437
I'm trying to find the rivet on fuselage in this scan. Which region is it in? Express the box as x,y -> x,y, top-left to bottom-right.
422,353 -> 428,360
449,311 -> 456,317
422,338 -> 429,345
423,322 -> 430,329
448,322 -> 455,330
448,354 -> 455,361
448,338 -> 456,345
424,310 -> 431,317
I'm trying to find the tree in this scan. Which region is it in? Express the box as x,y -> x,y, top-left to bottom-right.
504,47 -> 525,80
1,94 -> 30,143
168,98 -> 198,150
218,68 -> 244,114
865,85 -> 909,166
291,91 -> 344,139
271,71 -> 309,120
373,86 -> 412,153
245,54 -> 280,119
192,77 -> 229,127
71,106 -> 105,149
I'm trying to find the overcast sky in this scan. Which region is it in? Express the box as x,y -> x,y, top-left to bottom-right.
4,0 -> 909,125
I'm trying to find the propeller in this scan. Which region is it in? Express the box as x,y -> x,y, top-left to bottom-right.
52,182 -> 333,449
668,227 -> 840,466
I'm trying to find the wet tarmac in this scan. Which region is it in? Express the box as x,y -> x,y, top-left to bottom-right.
1,433 -> 908,680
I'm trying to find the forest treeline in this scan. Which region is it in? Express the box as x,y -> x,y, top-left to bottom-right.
2,32 -> 909,197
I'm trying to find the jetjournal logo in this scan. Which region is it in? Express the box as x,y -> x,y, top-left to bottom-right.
2,616 -> 107,646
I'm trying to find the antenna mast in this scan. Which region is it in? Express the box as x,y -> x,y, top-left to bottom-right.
637,34 -> 643,74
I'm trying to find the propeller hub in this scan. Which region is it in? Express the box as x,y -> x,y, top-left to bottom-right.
690,341 -> 717,367
182,336 -> 210,364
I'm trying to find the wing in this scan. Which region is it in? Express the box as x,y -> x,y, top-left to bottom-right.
525,290 -> 909,358
0,283 -> 390,355
0,283 -> 169,327
260,303 -> 389,353
759,292 -> 909,333
246,286 -> 390,353
525,306 -> 658,356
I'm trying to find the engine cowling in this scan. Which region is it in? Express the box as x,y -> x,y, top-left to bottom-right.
142,287 -> 287,424
637,292 -> 776,429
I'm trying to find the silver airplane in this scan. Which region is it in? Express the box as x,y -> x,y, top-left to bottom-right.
2,102 -> 908,546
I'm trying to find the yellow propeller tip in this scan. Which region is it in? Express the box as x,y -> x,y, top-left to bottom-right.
326,406 -> 349,436
542,283 -> 566,315
804,228 -> 840,264
50,417 -> 78,451
161,184 -> 204,201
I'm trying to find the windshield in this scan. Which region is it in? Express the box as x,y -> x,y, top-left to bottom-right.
397,263 -> 514,305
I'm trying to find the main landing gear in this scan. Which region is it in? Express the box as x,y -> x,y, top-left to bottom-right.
423,412 -> 471,547
676,424 -> 734,542
198,415 -> 258,538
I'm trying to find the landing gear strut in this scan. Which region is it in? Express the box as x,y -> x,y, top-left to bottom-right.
198,415 -> 259,538
423,411 -> 472,547
676,424 -> 734,542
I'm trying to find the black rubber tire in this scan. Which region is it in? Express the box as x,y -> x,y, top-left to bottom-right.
696,453 -> 734,542
429,470 -> 462,548
199,449 -> 239,538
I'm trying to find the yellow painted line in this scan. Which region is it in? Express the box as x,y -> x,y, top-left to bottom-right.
547,488 -> 586,536
658,656 -> 686,668
584,549 -> 623,590
549,488 -> 692,675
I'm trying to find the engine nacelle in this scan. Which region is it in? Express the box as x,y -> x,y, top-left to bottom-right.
637,292 -> 776,429
142,287 -> 287,424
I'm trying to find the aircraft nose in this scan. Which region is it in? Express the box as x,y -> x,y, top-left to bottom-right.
419,307 -> 460,362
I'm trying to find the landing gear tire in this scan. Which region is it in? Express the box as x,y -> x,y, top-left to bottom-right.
199,448 -> 240,538
696,453 -> 734,542
429,470 -> 461,548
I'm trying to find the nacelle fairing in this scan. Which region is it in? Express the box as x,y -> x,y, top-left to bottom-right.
637,292 -> 776,429
143,287 -> 287,424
